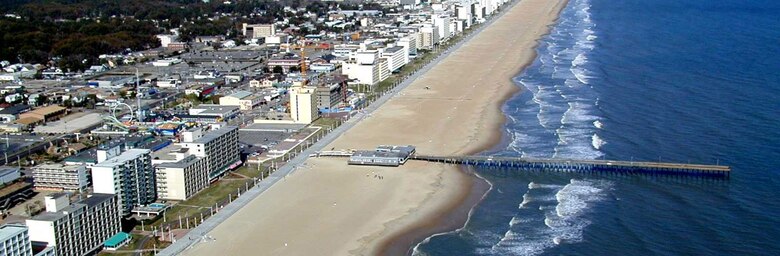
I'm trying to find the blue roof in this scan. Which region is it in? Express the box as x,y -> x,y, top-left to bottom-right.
104,232 -> 131,247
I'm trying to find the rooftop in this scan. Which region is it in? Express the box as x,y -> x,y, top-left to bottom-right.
156,155 -> 201,169
0,104 -> 30,115
92,148 -> 150,168
104,232 -> 131,247
192,126 -> 238,144
0,224 -> 28,241
226,90 -> 253,99
81,193 -> 114,207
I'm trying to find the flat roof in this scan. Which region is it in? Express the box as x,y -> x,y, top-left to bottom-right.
0,104 -> 30,115
34,112 -> 104,134
104,232 -> 130,247
226,90 -> 253,99
0,224 -> 27,241
81,193 -> 114,207
92,149 -> 150,168
351,150 -> 406,159
192,126 -> 238,144
28,105 -> 66,115
156,155 -> 201,169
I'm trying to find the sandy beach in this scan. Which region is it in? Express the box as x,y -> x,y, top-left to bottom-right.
183,0 -> 568,255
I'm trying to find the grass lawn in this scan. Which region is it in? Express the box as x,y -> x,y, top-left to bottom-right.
148,178 -> 250,227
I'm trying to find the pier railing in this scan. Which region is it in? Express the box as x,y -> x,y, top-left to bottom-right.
411,155 -> 731,178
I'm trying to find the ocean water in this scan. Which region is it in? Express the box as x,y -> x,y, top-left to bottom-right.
414,0 -> 780,255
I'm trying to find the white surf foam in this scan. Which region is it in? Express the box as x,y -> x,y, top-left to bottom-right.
572,53 -> 588,67
591,133 -> 606,150
593,120 -> 603,129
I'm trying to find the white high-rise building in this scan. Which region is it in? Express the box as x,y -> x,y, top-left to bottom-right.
155,155 -> 209,201
289,87 -> 319,124
90,149 -> 155,215
26,193 -> 121,256
0,224 -> 33,256
179,126 -> 240,180
432,15 -> 452,41
420,26 -> 440,49
382,46 -> 408,72
398,36 -> 418,57
343,50 -> 391,85
31,164 -> 89,191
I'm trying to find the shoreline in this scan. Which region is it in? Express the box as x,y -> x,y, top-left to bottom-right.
379,0 -> 572,254
178,0 -> 570,255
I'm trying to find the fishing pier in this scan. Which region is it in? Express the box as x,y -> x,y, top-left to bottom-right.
411,155 -> 730,178
322,146 -> 731,178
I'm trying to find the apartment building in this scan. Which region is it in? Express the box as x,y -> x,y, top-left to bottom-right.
26,193 -> 121,256
382,46 -> 409,72
398,36 -> 419,57
0,224 -> 33,256
342,50 -> 390,85
290,87 -> 319,124
90,149 -> 155,215
179,126 -> 240,180
242,23 -> 276,38
155,155 -> 209,201
31,164 -> 89,192
420,25 -> 440,49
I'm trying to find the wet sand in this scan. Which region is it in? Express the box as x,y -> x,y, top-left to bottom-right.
184,0 -> 568,255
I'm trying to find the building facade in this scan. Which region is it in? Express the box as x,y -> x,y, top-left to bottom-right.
26,194 -> 121,256
90,149 -> 155,215
382,46 -> 408,72
0,224 -> 33,256
219,91 -> 262,110
155,155 -> 209,201
289,87 -> 319,124
242,23 -> 276,38
180,126 -> 240,180
31,164 -> 89,191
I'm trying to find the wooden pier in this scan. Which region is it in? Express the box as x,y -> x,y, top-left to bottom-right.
410,155 -> 731,178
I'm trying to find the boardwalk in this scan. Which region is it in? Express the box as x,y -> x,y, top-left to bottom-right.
411,155 -> 731,178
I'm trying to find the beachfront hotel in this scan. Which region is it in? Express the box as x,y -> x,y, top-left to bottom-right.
26,193 -> 121,256
90,149 -> 156,215
155,155 -> 209,201
30,164 -> 89,192
179,126 -> 241,181
0,224 -> 33,256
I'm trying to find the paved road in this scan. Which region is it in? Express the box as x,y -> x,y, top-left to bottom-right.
157,2 -> 519,254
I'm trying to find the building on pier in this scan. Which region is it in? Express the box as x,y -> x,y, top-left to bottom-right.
348,145 -> 416,167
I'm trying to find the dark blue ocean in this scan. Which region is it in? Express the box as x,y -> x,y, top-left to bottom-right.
414,0 -> 780,255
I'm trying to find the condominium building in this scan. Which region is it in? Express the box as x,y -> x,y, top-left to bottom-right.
31,164 -> 89,191
432,15 -> 452,41
382,46 -> 408,73
180,126 -> 240,180
90,149 -> 155,215
26,193 -> 121,256
398,36 -> 418,57
155,155 -> 209,201
0,224 -> 32,256
289,87 -> 319,124
342,51 -> 390,85
420,25 -> 440,49
242,23 -> 276,38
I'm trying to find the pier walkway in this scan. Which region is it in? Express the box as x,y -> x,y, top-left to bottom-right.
410,155 -> 730,178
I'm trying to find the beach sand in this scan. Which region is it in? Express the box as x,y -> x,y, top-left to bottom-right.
184,0 -> 568,254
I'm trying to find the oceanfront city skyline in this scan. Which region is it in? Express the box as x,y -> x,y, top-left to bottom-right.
1,0 -> 778,255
